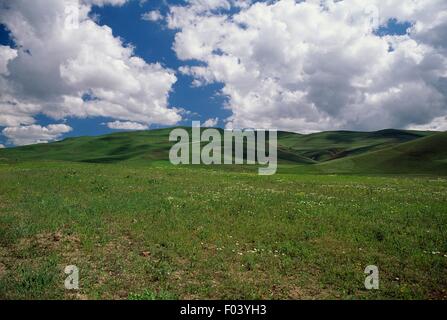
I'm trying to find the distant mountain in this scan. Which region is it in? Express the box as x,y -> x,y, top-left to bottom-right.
0,127 -> 445,174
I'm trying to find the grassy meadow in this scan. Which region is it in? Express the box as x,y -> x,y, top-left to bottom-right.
0,129 -> 446,300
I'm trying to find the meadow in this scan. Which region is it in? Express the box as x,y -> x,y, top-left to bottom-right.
0,160 -> 446,299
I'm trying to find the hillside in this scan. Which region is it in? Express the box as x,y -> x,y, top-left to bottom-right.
0,128 -> 443,174
278,129 -> 433,161
0,128 -> 176,164
312,132 -> 447,175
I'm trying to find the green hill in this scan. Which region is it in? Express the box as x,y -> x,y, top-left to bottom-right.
0,128 -> 176,164
278,129 -> 433,161
0,127 -> 444,174
0,127 -> 315,165
312,132 -> 447,175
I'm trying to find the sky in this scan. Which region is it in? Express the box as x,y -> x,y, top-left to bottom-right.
0,0 -> 446,147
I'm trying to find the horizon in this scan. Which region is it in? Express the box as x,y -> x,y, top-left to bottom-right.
0,125 -> 444,149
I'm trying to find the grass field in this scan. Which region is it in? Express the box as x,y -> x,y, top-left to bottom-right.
0,128 -> 446,300
0,160 -> 446,300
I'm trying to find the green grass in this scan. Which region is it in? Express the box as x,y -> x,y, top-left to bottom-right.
128,289 -> 178,300
0,161 -> 446,299
0,128 -> 446,299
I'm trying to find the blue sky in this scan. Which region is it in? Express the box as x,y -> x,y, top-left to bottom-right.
90,0 -> 231,129
0,0 -> 445,146
0,1 -> 228,145
0,0 -> 233,146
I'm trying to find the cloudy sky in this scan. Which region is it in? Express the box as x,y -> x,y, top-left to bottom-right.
0,0 -> 446,146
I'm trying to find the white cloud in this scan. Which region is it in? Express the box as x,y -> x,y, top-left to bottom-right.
0,46 -> 17,76
142,10 -> 163,22
0,0 -> 181,145
0,96 -> 40,127
203,117 -> 219,127
408,116 -> 447,131
2,124 -> 73,146
0,144 -> 4,148
106,121 -> 149,130
168,0 -> 447,132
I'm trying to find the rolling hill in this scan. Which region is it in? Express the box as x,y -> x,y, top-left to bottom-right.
0,127 -> 445,175
278,129 -> 434,161
312,131 -> 447,175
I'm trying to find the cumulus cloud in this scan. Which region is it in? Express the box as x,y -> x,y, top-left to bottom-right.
0,0 -> 181,145
0,144 -> 4,148
0,96 -> 40,127
168,0 -> 447,132
142,10 -> 163,22
106,121 -> 149,130
203,117 -> 219,127
2,124 -> 73,146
